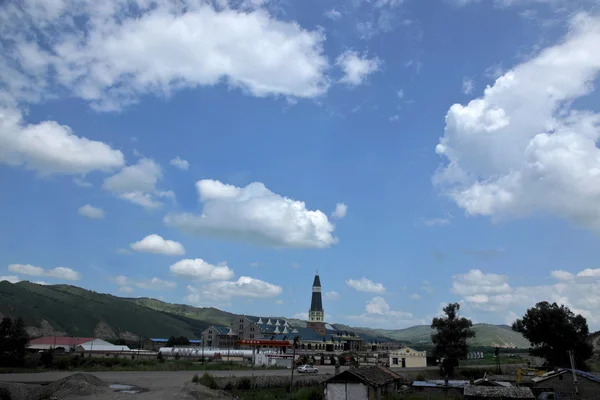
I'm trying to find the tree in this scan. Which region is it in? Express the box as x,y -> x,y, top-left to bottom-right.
166,336 -> 190,347
431,303 -> 475,377
0,317 -> 30,367
512,301 -> 593,370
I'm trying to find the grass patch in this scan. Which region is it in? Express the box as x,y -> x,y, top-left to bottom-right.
198,372 -> 219,390
231,386 -> 323,400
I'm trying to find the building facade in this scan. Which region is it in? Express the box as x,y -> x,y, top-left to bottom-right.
389,347 -> 427,368
201,326 -> 238,349
306,273 -> 326,336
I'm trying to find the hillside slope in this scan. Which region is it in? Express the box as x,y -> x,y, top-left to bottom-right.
0,281 -> 210,339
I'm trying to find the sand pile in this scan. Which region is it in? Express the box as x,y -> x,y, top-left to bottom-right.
0,373 -> 108,400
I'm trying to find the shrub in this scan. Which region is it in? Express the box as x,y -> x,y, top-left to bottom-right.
157,352 -> 164,363
174,353 -> 181,360
69,355 -> 82,368
40,351 -> 54,368
192,374 -> 200,384
0,387 -> 11,400
236,377 -> 252,390
415,373 -> 425,381
198,372 -> 219,390
55,358 -> 69,370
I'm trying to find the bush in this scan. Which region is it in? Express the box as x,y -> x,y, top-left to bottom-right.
55,358 -> 69,370
198,372 -> 219,390
236,377 -> 252,390
69,355 -> 82,368
415,373 -> 425,381
157,352 -> 165,363
0,387 -> 11,400
40,351 -> 54,368
174,353 -> 181,360
223,382 -> 233,391
192,374 -> 201,384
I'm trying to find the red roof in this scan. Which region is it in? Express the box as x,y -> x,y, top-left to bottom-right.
30,337 -> 96,346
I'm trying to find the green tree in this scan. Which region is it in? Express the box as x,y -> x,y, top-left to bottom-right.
431,303 -> 475,377
512,301 -> 593,370
166,336 -> 190,347
0,317 -> 30,367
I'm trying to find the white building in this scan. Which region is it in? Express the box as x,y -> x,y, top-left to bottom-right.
389,347 -> 426,368
74,339 -> 130,354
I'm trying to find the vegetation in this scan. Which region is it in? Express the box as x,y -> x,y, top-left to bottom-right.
166,336 -> 190,347
431,303 -> 475,377
225,386 -> 324,400
512,301 -> 593,369
198,372 -> 220,390
0,316 -> 29,367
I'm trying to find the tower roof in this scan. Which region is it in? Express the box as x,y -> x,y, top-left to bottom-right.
312,274 -> 321,287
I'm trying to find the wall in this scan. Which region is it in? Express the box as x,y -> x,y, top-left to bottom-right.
325,382 -> 369,400
389,348 -> 427,368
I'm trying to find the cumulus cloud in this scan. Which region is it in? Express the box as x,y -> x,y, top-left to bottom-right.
454,268 -> 600,328
336,50 -> 381,86
0,103 -> 124,175
8,264 -> 80,281
434,14 -> 600,231
325,291 -> 341,300
0,275 -> 20,283
186,276 -> 282,303
331,203 -> 348,219
346,277 -> 386,293
113,275 -> 176,291
170,258 -> 234,281
103,158 -> 173,209
165,180 -> 338,248
0,0 -> 329,112
347,296 -> 420,328
130,234 -> 185,256
324,9 -> 342,20
170,157 -> 189,170
78,204 -> 105,219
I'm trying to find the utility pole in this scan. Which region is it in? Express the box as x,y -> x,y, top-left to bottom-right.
289,336 -> 300,400
568,350 -> 579,396
494,347 -> 501,374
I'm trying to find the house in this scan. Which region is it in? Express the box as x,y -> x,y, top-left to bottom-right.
412,380 -> 469,397
324,365 -> 404,400
73,339 -> 130,355
144,338 -> 169,350
463,386 -> 535,399
389,346 -> 426,368
27,336 -> 96,352
201,325 -> 238,349
531,369 -> 600,399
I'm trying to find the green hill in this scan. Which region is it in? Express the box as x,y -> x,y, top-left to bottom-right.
0,280 -> 531,348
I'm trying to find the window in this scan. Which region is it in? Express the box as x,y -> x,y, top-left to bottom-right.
392,358 -> 398,365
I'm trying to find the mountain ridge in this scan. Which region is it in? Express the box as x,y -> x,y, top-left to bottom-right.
0,280 -> 530,347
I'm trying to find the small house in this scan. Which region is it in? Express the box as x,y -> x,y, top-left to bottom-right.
464,386 -> 535,399
532,369 -> 600,399
388,346 -> 426,368
325,365 -> 404,400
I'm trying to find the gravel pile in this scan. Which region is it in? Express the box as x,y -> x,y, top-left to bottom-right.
38,373 -> 109,399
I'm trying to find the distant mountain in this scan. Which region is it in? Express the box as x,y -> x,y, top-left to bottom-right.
0,280 -> 530,348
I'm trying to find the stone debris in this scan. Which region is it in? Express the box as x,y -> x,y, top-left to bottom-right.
0,373 -> 109,400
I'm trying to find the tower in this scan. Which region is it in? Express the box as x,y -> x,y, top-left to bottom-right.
307,273 -> 326,335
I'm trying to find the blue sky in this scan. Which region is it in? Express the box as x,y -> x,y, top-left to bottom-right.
2,0 -> 600,330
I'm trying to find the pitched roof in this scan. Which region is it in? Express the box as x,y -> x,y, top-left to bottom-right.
312,274 -> 321,288
327,366 -> 403,386
29,337 -> 96,346
464,386 -> 534,398
532,368 -> 600,384
210,326 -> 232,335
412,380 -> 469,388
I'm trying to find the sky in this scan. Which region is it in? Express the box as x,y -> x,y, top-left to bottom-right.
2,0 -> 600,331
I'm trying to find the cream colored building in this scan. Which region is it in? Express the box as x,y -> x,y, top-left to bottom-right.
389,347 -> 426,368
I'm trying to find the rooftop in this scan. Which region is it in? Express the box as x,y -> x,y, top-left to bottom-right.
327,366 -> 403,386
29,337 -> 96,346
464,386 -> 534,399
532,368 -> 600,384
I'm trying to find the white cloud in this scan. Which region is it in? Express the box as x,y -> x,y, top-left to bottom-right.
249,261 -> 262,267
389,115 -> 400,122
165,180 -> 338,248
275,299 -> 284,305
421,280 -> 435,294
73,178 -> 93,188
422,216 -> 451,226
103,158 -> 172,209
347,296 -> 420,329
332,203 -> 348,219
346,277 -> 386,293
461,77 -> 474,95
410,293 -> 421,300
130,234 -> 185,256
434,14 -> 600,231
336,50 -> 381,86
0,275 -> 20,283
0,103 -> 124,175
324,9 -> 342,20
293,312 -> 309,320
0,1 -> 329,112
186,276 -> 282,302
33,281 -> 48,285
454,267 -> 600,328
170,258 -> 234,281
397,89 -> 405,99
113,275 -> 176,291
78,204 -> 105,219
170,156 -> 189,170
8,264 -> 81,281
452,269 -> 512,295
325,291 -> 341,300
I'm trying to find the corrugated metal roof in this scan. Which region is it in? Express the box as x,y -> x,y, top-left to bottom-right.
29,337 -> 95,346
189,340 -> 201,343
464,386 -> 534,398
327,366 -> 402,386
76,340 -> 130,351
149,338 -> 169,342
532,368 -> 600,384
412,380 -> 469,388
